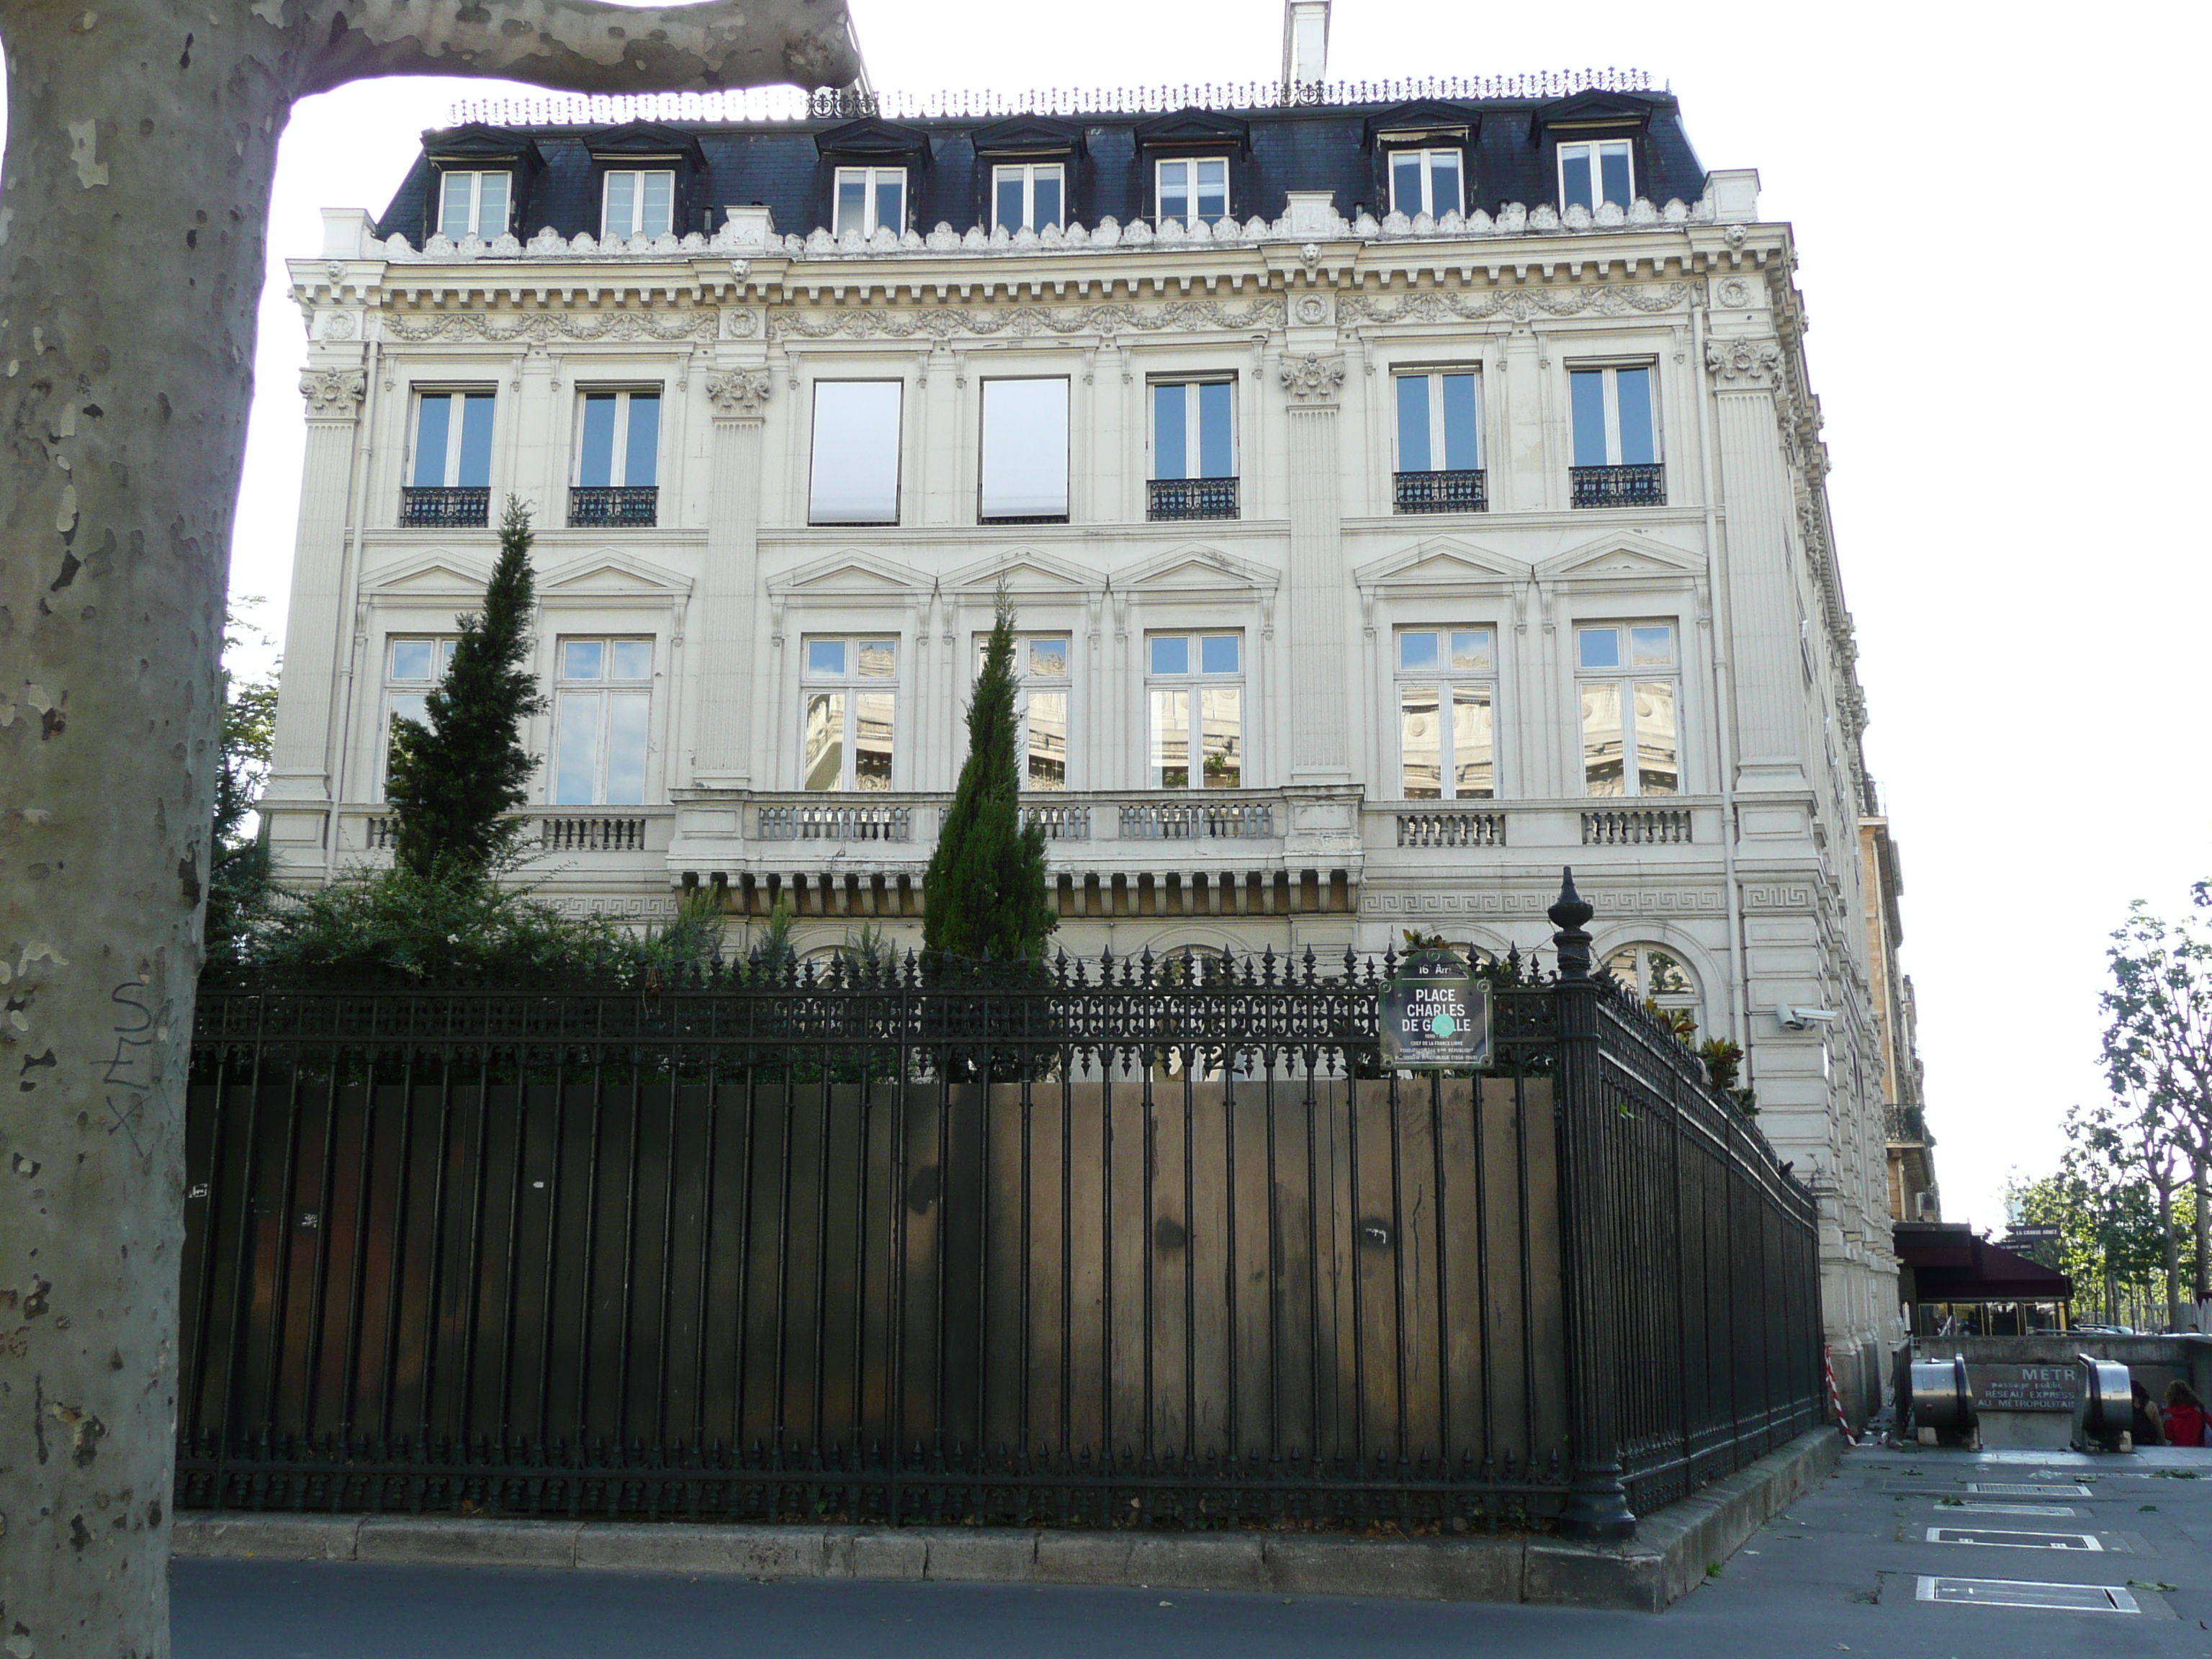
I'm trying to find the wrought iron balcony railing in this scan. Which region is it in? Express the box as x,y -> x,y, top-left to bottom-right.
1148,477 -> 1238,521
569,485 -> 658,528
1570,464 -> 1665,509
1393,468 -> 1488,514
398,486 -> 490,528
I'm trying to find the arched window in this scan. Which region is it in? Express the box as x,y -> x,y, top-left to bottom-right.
1604,942 -> 1700,1025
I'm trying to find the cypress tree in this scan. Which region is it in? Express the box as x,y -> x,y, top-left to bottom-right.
387,496 -> 548,878
923,593 -> 1056,963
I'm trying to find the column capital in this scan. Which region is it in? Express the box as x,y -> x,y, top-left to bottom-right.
705,368 -> 774,420
298,367 -> 366,421
1277,351 -> 1346,406
1704,335 -> 1783,390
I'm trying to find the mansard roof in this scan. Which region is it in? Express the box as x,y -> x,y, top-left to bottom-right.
378,83 -> 1707,247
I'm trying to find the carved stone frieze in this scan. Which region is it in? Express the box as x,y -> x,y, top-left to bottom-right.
385,310 -> 721,344
298,367 -> 367,418
768,297 -> 1285,344
1278,351 -> 1346,403
1360,887 -> 1722,917
1704,335 -> 1783,387
705,369 -> 774,417
1336,282 -> 1692,328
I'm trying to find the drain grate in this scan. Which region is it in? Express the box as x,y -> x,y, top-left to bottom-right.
1926,1527 -> 2101,1551
1942,1502 -> 2080,1518
1966,1482 -> 2093,1498
1916,1577 -> 2138,1613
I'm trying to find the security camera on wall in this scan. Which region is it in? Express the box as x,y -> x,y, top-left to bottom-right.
1776,1004 -> 1839,1031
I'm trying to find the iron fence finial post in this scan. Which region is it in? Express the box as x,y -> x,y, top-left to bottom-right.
1550,866 -> 1637,1540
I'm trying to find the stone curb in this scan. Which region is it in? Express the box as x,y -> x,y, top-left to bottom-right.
172,1426 -> 1841,1612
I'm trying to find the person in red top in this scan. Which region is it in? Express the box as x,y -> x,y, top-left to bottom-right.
2164,1380 -> 2209,1449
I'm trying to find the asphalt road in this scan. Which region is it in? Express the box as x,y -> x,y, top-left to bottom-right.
174,1444 -> 2212,1658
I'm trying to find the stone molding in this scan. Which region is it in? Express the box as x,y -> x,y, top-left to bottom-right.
298,367 -> 367,419
385,310 -> 721,345
770,297 -> 1284,343
1339,282 -> 1691,328
1360,888 -> 1723,917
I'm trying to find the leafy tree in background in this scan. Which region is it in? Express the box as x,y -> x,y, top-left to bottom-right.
2102,896 -> 2212,1310
386,497 -> 548,878
923,592 -> 1055,965
202,604 -> 280,966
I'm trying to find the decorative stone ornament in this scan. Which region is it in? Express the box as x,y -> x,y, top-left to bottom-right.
1277,352 -> 1346,403
297,367 -> 367,418
705,369 -> 774,416
1704,336 -> 1782,387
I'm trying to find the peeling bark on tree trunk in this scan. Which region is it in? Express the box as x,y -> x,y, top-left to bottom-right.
0,5 -> 855,1653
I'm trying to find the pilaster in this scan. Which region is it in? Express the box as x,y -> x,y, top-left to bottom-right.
264,362 -> 367,823
1279,351 -> 1350,783
1708,336 -> 1809,794
691,366 -> 772,788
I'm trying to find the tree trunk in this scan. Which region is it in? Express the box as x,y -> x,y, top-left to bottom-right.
2196,1152 -> 2211,1318
0,6 -> 855,1652
0,17 -> 282,1652
2164,1202 -> 2183,1331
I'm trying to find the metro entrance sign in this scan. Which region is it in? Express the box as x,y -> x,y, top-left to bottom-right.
1379,948 -> 1493,1070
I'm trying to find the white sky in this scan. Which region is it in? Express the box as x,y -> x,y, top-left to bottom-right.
173,0 -> 2212,1234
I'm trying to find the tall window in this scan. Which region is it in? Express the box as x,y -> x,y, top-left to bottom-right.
1156,157 -> 1229,228
437,170 -> 508,240
1395,628 -> 1495,800
1388,149 -> 1463,217
979,378 -> 1069,522
1395,372 -> 1480,472
802,637 -> 897,792
809,382 -> 903,526
602,170 -> 675,239
835,166 -> 906,236
1146,632 -> 1242,789
381,635 -> 456,797
993,163 -> 1064,232
410,391 -> 495,488
1559,140 -> 1634,212
1604,943 -> 1699,1025
1153,381 -> 1234,480
976,633 -> 1071,791
576,390 -> 660,488
1577,623 -> 1678,797
1570,367 -> 1658,468
553,638 -> 653,806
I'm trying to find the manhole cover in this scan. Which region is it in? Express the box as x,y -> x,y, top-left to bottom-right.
1926,1527 -> 2101,1551
1916,1577 -> 2137,1613
1965,1482 -> 2092,1498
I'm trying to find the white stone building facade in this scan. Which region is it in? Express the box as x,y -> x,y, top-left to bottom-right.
261,76 -> 1905,1413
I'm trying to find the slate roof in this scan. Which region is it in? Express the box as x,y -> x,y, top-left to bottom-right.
376,91 -> 1706,246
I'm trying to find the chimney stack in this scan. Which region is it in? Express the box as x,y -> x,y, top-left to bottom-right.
1282,1 -> 1331,94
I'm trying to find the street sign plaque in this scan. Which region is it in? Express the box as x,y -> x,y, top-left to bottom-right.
1379,948 -> 1492,1070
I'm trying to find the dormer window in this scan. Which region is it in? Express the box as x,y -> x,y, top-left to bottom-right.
603,170 -> 675,240
835,166 -> 906,236
1157,158 -> 1229,229
438,171 -> 509,240
1559,140 -> 1634,213
1388,149 -> 1462,218
993,163 -> 1064,233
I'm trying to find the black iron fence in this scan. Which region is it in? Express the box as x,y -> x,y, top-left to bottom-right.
177,878 -> 1820,1536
